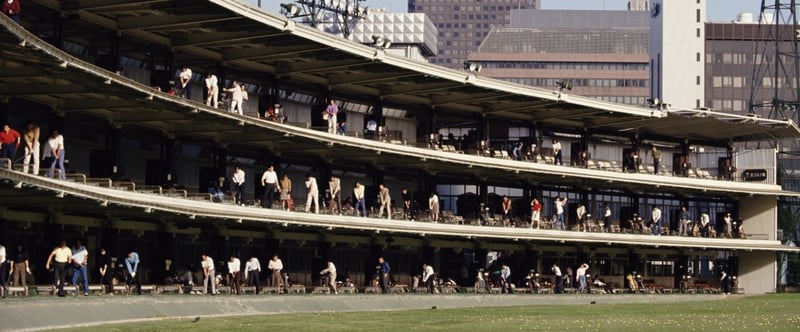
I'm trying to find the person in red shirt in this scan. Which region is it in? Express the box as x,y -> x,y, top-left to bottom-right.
0,124 -> 21,164
2,0 -> 21,23
530,197 -> 542,229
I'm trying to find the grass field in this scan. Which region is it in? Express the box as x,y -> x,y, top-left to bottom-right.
85,294 -> 800,331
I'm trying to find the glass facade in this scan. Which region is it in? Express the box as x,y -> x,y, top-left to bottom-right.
408,0 -> 540,68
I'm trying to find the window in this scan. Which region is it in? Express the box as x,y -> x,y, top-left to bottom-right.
732,100 -> 743,111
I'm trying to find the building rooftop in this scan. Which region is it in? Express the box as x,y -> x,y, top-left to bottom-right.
510,9 -> 649,29
477,27 -> 649,55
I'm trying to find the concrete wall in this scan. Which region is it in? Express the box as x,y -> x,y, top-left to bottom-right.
738,251 -> 777,294
738,195 -> 778,240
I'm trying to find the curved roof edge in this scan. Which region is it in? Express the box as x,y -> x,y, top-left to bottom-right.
209,0 -> 660,119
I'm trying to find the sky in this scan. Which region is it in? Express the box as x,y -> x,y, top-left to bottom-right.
244,0 -> 765,22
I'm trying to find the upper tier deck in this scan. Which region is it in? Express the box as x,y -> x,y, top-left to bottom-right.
0,14 -> 798,199
18,0 -> 800,144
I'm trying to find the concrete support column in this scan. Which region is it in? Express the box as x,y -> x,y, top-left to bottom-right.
370,100 -> 384,140
422,245 -> 436,269
628,253 -> 643,288
162,137 -> 176,187
153,230 -> 175,286
476,115 -> 488,153
109,125 -> 122,178
674,255 -> 689,289
215,63 -> 226,110
109,31 -> 120,73
371,170 -> 384,191
215,146 -> 228,189
373,100 -> 384,128
421,106 -> 437,148
319,160 -> 333,211
368,244 -> 384,287
151,48 -> 174,91
54,15 -> 64,50
478,181 -> 488,211
677,139 -> 691,176
0,100 -> 9,125
315,241 -> 333,287
259,75 -> 278,118
48,109 -> 66,133
474,247 -> 489,291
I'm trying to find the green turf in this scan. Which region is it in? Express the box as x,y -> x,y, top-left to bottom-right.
81,294 -> 800,331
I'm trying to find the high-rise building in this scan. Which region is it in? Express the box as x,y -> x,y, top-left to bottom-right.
703,21 -> 792,115
468,9 -> 650,105
408,0 -> 539,68
649,0 -> 706,110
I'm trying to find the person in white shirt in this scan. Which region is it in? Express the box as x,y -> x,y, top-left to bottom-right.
720,269 -> 732,294
71,240 -> 89,296
576,263 -> 589,294
552,263 -> 563,294
260,165 -> 279,209
651,206 -> 663,236
429,192 -> 440,223
45,241 -> 73,297
555,196 -> 567,230
723,212 -> 733,238
244,256 -> 261,294
552,139 -> 563,165
319,259 -> 338,294
422,263 -> 435,293
228,255 -> 241,295
201,254 -> 215,295
378,184 -> 392,219
224,81 -> 244,115
232,166 -> 245,206
305,173 -> 319,214
602,203 -> 612,233
354,182 -> 366,217
205,73 -> 218,108
179,66 -> 192,99
500,265 -> 511,293
592,275 -> 610,294
46,129 -> 66,180
268,255 -> 283,290
700,212 -> 711,237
